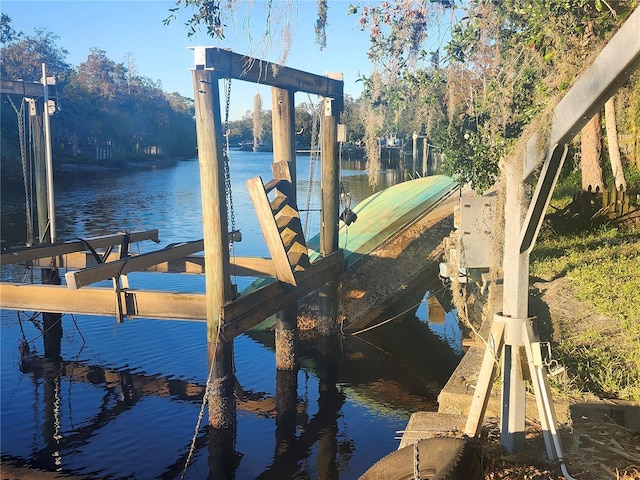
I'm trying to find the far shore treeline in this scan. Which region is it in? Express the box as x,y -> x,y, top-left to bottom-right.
1,20 -> 196,180
0,16 -> 369,186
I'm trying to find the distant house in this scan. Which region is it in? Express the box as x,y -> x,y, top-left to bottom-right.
144,145 -> 164,155
70,142 -> 114,161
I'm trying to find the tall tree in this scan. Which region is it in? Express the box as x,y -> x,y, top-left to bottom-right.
0,27 -> 70,82
605,96 -> 626,191
76,47 -> 122,100
0,13 -> 16,45
581,113 -> 605,192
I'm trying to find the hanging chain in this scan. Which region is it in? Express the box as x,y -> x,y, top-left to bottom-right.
413,441 -> 421,480
222,78 -> 236,239
303,96 -> 320,237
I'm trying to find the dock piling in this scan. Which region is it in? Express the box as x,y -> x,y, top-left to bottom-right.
271,86 -> 299,371
192,65 -> 236,429
319,88 -> 342,336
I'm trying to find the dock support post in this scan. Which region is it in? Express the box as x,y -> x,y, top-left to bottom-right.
316,335 -> 341,478
272,87 -> 299,370
422,138 -> 429,177
31,82 -> 63,360
319,88 -> 341,337
412,131 -> 418,177
271,87 -> 297,191
192,66 -> 236,431
499,159 -> 529,452
275,368 -> 298,456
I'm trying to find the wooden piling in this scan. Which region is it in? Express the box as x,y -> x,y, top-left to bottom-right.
271,87 -> 297,196
319,92 -> 341,337
275,368 -> 298,455
192,66 -> 236,429
412,132 -> 418,177
271,86 -> 299,370
422,138 -> 429,177
30,101 -> 48,242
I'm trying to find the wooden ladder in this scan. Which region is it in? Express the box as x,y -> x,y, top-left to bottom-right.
247,160 -> 309,287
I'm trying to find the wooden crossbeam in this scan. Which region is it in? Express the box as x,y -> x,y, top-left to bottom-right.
0,78 -> 57,98
0,282 -> 206,320
146,256 -> 277,277
192,47 -> 343,101
1,230 -> 160,265
48,252 -> 277,277
65,239 -> 204,289
222,251 -> 344,339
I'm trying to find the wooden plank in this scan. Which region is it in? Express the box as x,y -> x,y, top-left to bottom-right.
193,47 -> 343,100
222,251 -> 344,339
36,253 -> 275,277
65,240 -> 204,289
0,283 -> 207,320
464,316 -> 506,437
144,256 -> 276,277
246,176 -> 297,286
1,230 -> 160,265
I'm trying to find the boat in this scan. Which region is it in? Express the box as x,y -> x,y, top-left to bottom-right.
248,174 -> 458,331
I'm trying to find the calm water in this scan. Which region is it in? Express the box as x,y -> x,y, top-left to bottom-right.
1,152 -> 462,479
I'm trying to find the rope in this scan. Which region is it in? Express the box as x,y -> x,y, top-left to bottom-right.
350,298 -> 427,336
180,319 -> 223,480
348,281 -> 453,336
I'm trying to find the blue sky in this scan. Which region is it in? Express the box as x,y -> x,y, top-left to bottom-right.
2,0 -> 378,120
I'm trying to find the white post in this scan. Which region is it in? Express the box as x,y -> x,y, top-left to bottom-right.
41,63 -> 56,244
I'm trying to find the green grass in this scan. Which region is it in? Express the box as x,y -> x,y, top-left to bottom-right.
530,226 -> 640,401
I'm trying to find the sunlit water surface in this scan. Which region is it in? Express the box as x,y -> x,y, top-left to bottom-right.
1,153 -> 462,479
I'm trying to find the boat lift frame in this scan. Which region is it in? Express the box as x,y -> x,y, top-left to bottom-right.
463,6 -> 640,473
1,48 -> 345,436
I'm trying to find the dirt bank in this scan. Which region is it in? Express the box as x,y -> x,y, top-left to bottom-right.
297,190 -> 460,332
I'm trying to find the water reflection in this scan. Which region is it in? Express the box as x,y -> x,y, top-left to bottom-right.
7,293 -> 460,479
1,156 -> 460,479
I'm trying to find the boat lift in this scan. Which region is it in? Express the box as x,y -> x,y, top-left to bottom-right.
1,49 -> 346,439
462,7 -> 640,476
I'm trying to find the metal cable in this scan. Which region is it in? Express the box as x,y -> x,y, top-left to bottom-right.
8,96 -> 34,246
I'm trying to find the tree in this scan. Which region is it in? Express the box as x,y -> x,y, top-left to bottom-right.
581,113 -> 605,192
0,13 -> 16,45
76,48 -> 122,100
605,96 -> 626,191
0,27 -> 70,82
1,26 -> 71,177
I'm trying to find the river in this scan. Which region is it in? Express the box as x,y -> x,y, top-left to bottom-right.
0,152 -> 462,479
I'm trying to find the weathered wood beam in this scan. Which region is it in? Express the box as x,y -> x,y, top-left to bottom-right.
65,239 -> 204,289
1,230 -> 160,265
46,252 -> 277,277
0,78 -> 57,98
246,176 -> 297,286
192,47 -> 343,101
0,283 -> 207,320
146,256 -> 277,277
222,251 -> 344,339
